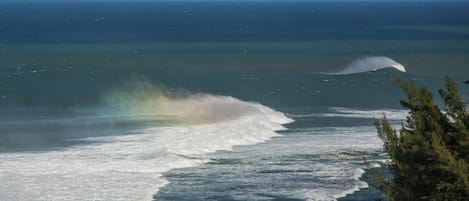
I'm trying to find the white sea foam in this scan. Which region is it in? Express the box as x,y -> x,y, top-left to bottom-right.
290,126 -> 384,154
324,56 -> 406,75
0,88 -> 293,201
288,107 -> 408,120
301,168 -> 368,201
218,123 -> 384,201
332,168 -> 369,199
323,107 -> 408,120
295,165 -> 369,201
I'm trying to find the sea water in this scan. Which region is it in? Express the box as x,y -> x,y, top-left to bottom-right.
1,1 -> 469,201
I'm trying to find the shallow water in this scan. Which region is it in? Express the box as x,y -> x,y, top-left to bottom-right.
1,1 -> 469,201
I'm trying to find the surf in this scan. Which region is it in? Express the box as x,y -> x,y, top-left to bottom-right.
0,83 -> 293,201
323,56 -> 406,75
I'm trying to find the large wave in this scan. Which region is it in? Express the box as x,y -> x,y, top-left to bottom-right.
103,81 -> 291,125
0,82 -> 293,201
326,56 -> 406,75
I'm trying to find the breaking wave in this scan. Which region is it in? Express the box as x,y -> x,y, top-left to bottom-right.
325,56 -> 406,75
0,82 -> 293,201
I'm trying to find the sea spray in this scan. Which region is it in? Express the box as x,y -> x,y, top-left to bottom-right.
324,56 -> 406,75
0,81 -> 293,201
102,80 -> 270,124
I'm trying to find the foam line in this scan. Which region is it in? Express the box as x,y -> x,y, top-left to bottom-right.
0,85 -> 293,201
288,107 -> 408,120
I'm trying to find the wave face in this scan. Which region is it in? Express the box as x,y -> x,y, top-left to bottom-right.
330,56 -> 406,75
0,84 -> 293,201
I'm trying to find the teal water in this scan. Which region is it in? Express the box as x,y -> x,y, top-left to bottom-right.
1,1 -> 469,201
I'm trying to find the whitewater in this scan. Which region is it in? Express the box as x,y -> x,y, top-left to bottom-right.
0,57 -> 414,201
2,1 -> 468,200
0,87 -> 293,201
323,56 -> 406,75
0,62 -> 410,201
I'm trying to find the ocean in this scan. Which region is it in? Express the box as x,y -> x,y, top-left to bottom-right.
1,1 -> 469,201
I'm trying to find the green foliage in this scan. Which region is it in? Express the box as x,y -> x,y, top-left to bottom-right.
373,76 -> 469,201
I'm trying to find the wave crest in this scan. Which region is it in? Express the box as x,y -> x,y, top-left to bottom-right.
1,81 -> 294,201
327,56 -> 406,75
103,81 -> 291,125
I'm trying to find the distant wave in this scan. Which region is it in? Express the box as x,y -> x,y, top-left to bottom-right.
324,56 -> 406,75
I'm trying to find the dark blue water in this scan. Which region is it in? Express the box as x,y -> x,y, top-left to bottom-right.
1,1 -> 469,43
1,1 -> 469,201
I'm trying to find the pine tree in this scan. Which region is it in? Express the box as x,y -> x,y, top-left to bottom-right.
373,76 -> 469,201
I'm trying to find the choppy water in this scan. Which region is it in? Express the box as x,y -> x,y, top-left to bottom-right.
1,1 -> 469,201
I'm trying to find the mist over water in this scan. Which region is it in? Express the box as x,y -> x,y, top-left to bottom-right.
0,82 -> 294,201
103,81 -> 287,124
1,1 -> 468,201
